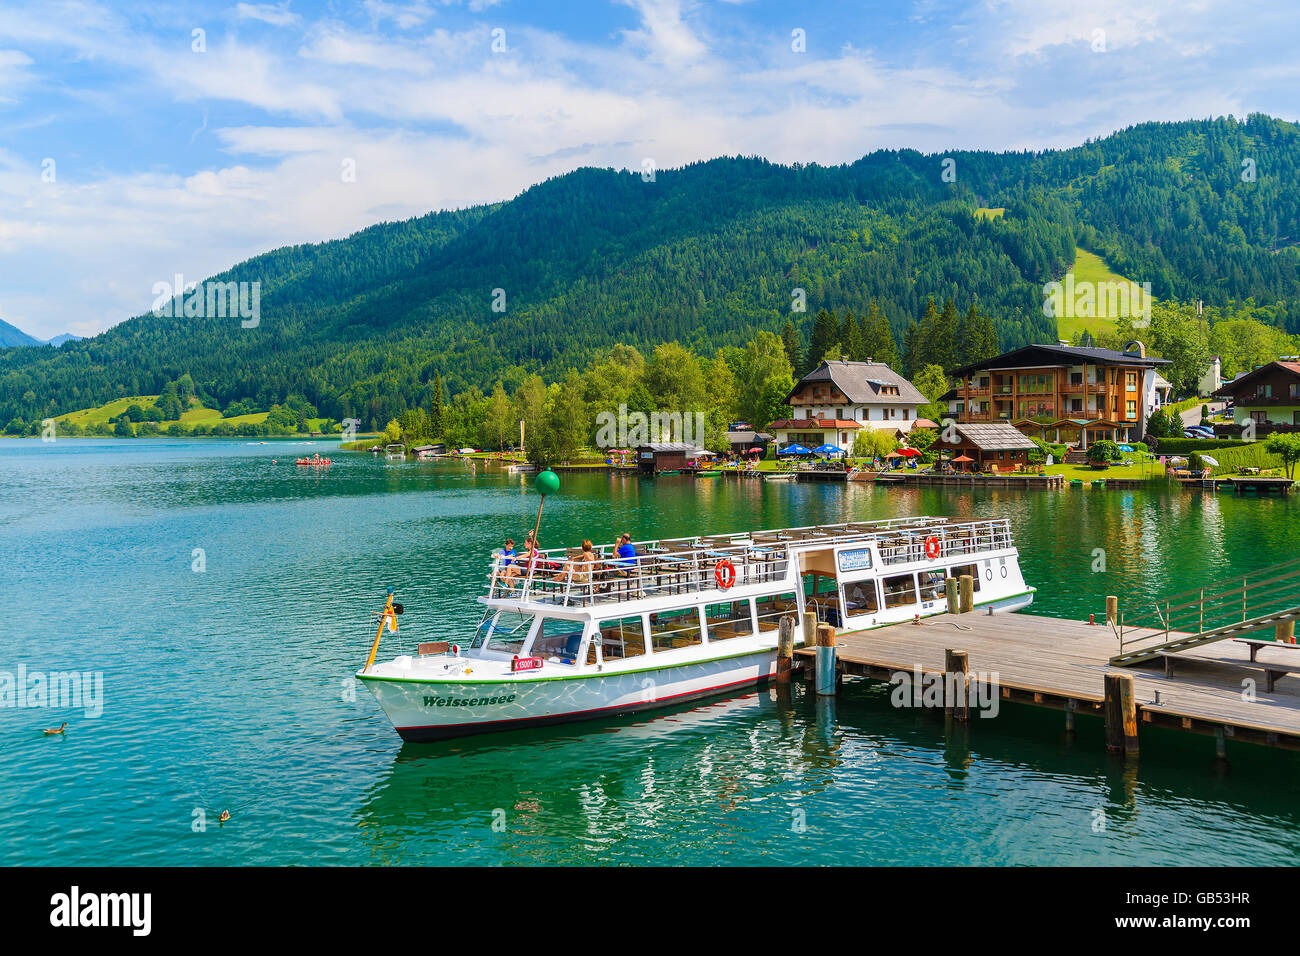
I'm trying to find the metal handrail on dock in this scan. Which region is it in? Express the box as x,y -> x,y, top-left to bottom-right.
486,517 -> 1015,609
1111,555 -> 1300,665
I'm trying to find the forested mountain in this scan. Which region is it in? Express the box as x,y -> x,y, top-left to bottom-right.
0,319 -> 42,349
3,113 -> 1299,431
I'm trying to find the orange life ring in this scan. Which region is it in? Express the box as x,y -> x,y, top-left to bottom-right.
924,535 -> 941,559
715,559 -> 736,590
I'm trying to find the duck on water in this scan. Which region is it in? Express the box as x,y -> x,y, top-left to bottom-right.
357,479 -> 1033,742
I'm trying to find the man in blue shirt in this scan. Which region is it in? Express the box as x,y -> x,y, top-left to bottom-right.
614,533 -> 637,569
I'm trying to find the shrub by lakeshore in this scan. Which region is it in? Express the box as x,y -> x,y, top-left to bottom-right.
1151,437 -> 1258,454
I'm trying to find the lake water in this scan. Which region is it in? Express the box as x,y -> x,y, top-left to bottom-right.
2,438 -> 1299,866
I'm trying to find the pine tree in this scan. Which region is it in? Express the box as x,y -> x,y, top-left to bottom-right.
901,320 -> 920,377
843,309 -> 866,361
807,309 -> 840,371
780,320 -> 804,376
430,372 -> 445,438
861,300 -> 898,367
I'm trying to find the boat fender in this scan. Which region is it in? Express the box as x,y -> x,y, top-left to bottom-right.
715,559 -> 736,590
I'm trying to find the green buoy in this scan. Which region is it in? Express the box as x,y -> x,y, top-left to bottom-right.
535,469 -> 560,497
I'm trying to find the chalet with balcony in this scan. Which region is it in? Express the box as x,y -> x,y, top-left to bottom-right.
947,343 -> 1170,447
1212,360 -> 1300,430
777,360 -> 927,436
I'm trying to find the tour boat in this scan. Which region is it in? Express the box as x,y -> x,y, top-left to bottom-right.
357,516 -> 1034,741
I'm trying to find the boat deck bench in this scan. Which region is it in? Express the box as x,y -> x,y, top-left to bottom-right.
1160,651 -> 1300,693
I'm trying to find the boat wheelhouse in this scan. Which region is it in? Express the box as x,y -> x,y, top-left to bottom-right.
359,516 -> 1033,741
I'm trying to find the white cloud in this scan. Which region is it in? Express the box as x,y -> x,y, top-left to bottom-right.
235,3 -> 302,28
0,0 -> 1293,339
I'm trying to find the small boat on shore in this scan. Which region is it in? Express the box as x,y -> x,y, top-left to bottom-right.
358,516 -> 1033,741
762,471 -> 796,481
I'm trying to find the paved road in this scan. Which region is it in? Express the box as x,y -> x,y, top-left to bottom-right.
1181,400 -> 1224,427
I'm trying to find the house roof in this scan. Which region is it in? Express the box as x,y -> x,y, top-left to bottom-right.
725,430 -> 773,444
952,344 -> 1170,377
788,360 -> 927,406
768,418 -> 862,430
946,422 -> 1038,451
1212,360 -> 1300,399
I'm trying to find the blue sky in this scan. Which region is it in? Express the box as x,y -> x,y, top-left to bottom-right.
1,0 -> 1297,339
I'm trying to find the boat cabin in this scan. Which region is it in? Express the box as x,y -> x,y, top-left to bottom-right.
473,517 -> 1029,673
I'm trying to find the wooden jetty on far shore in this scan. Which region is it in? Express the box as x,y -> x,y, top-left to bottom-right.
873,472 -> 1065,489
1177,476 -> 1293,495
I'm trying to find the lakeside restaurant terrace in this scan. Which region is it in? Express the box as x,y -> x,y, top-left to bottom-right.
486,518 -> 1016,609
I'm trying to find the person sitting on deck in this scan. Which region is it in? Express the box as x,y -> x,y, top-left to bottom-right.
553,540 -> 596,589
500,533 -> 537,586
613,534 -> 637,573
597,533 -> 639,594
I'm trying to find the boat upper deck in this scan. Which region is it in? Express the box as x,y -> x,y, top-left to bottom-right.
484,517 -> 1015,611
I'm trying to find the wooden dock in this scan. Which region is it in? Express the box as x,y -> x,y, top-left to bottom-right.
794,610 -> 1300,753
875,473 -> 1065,489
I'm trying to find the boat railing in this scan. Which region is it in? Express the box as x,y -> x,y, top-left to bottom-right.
485,517 -> 1014,608
875,520 -> 1014,566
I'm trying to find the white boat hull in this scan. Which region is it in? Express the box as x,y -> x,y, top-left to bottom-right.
361,648 -> 779,741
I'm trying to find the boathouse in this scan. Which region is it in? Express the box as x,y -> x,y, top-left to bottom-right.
725,429 -> 774,456
939,422 -> 1037,471
636,442 -> 707,474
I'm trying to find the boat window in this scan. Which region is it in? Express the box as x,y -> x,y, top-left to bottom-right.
478,611 -> 534,654
949,564 -> 981,592
648,607 -> 703,652
843,581 -> 879,614
882,573 -> 918,609
705,600 -> 753,641
531,617 -> 585,665
755,592 -> 798,632
918,570 -> 946,601
597,615 -> 646,662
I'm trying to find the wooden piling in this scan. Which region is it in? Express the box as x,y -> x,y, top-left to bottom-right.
945,577 -> 959,615
1106,595 -> 1118,627
1279,619 -> 1296,644
945,649 -> 969,721
776,614 -> 795,685
1104,673 -> 1139,756
814,622 -> 837,696
958,575 -> 974,613
802,611 -> 818,683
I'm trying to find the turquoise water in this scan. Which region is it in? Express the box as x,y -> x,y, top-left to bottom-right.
2,438 -> 1299,866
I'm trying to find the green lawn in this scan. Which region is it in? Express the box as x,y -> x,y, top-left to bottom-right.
1056,248 -> 1155,341
1045,460 -> 1167,481
974,207 -> 1005,220
56,395 -> 160,427
55,395 -> 283,433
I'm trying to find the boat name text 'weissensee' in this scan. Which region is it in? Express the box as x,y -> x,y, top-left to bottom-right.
423,694 -> 519,708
